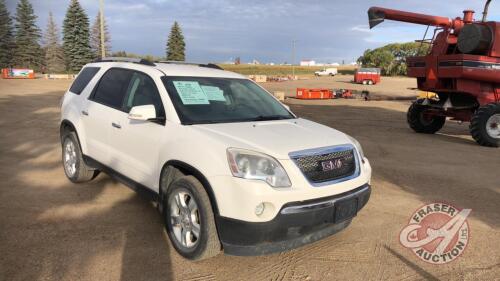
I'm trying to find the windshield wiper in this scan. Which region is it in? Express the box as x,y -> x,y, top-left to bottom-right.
249,115 -> 292,121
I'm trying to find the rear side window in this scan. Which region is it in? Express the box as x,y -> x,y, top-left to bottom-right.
69,67 -> 100,95
91,68 -> 133,109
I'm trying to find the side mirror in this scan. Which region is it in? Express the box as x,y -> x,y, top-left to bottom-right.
128,104 -> 156,121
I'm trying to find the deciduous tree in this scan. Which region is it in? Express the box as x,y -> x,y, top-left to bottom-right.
357,42 -> 429,76
43,12 -> 65,73
90,11 -> 111,59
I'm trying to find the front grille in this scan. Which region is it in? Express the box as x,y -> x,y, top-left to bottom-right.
292,148 -> 356,184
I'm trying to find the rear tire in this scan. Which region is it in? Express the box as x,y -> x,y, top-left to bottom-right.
61,131 -> 98,182
368,80 -> 373,85
470,103 -> 500,147
164,176 -> 221,260
407,100 -> 446,134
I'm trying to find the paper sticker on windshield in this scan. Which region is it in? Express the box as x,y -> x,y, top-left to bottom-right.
173,81 -> 209,105
201,86 -> 226,101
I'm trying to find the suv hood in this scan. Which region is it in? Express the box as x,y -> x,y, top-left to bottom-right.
191,118 -> 352,159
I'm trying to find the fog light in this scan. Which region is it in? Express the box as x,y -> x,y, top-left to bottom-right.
255,203 -> 265,216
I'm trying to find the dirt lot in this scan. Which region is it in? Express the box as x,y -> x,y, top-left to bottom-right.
0,78 -> 499,281
262,75 -> 418,99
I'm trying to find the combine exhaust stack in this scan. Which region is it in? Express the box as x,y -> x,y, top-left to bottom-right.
367,1 -> 500,147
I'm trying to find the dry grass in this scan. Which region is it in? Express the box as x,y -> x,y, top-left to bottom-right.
218,64 -> 357,76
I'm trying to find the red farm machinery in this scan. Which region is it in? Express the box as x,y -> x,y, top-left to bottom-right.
368,0 -> 500,147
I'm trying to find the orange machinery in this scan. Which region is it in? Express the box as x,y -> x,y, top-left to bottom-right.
296,88 -> 333,99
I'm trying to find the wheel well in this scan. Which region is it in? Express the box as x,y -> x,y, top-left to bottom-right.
60,120 -> 87,156
159,160 -> 220,215
60,120 -> 76,139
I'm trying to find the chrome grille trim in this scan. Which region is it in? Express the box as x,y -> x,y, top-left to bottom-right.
289,144 -> 360,187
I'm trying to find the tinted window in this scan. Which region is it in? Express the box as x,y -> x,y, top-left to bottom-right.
92,68 -> 132,109
69,67 -> 100,95
123,72 -> 165,118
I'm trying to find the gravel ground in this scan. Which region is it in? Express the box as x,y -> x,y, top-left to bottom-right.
0,78 -> 499,281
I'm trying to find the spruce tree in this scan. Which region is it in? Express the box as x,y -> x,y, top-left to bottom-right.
0,0 -> 14,68
63,0 -> 92,72
13,0 -> 42,69
43,12 -> 65,73
166,21 -> 185,61
90,11 -> 111,59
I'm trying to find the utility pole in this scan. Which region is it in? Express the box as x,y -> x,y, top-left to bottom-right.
99,0 -> 106,58
291,39 -> 297,79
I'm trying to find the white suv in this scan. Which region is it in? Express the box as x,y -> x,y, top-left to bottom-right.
60,58 -> 372,260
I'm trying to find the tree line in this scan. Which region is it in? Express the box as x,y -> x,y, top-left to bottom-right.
357,42 -> 430,76
0,0 -> 185,73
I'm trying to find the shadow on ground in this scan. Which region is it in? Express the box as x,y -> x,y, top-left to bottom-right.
0,92 -> 174,281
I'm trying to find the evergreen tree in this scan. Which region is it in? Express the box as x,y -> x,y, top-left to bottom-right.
63,0 -> 92,72
13,0 -> 42,69
90,11 -> 111,59
0,0 -> 14,68
166,21 -> 185,61
43,12 -> 65,73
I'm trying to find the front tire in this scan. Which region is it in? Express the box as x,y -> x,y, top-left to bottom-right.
164,176 -> 221,260
470,103 -> 500,147
407,100 -> 446,134
61,131 -> 98,182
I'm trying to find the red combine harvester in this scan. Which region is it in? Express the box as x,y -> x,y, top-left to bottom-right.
368,0 -> 500,147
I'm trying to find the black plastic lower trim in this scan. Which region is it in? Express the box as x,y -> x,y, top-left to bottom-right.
221,219 -> 352,256
216,184 -> 371,256
83,155 -> 159,202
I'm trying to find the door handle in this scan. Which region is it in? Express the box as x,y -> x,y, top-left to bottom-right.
81,110 -> 88,116
111,122 -> 121,129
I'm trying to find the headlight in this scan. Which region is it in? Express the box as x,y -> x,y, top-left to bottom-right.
347,135 -> 365,159
226,148 -> 291,187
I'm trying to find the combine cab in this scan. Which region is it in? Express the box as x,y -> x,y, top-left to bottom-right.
368,0 -> 500,147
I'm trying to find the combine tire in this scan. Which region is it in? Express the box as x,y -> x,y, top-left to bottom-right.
407,100 -> 446,134
470,103 -> 500,147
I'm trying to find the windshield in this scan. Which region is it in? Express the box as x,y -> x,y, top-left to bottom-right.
162,76 -> 295,124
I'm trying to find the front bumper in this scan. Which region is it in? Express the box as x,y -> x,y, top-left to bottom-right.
216,184 -> 371,256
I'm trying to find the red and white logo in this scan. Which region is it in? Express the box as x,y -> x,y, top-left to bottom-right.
399,202 -> 471,264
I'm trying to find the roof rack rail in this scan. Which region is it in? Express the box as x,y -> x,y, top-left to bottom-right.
94,57 -> 156,66
155,60 -> 223,70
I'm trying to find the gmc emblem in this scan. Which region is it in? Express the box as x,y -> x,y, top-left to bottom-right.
321,159 -> 343,171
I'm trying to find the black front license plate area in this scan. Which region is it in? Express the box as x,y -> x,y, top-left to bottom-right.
334,198 -> 358,223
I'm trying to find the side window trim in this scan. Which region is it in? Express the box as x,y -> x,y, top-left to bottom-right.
122,70 -> 166,126
69,67 -> 100,95
88,67 -> 133,112
88,67 -> 166,125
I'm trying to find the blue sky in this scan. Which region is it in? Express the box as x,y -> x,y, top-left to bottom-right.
6,0 -> 500,63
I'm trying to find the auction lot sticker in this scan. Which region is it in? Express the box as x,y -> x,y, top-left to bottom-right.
399,202 -> 471,264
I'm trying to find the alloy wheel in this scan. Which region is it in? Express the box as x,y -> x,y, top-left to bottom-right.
169,190 -> 201,248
